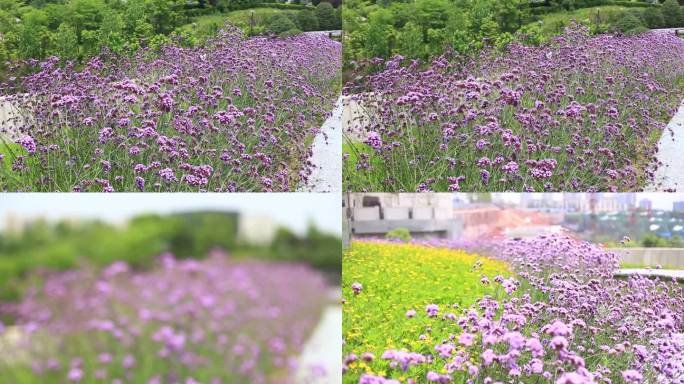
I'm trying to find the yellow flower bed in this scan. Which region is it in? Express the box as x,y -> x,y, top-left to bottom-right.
342,241 -> 512,382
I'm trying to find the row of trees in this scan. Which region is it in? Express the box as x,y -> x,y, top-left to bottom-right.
343,0 -> 684,76
0,0 -> 340,79
0,212 -> 341,300
0,0 -> 191,65
344,0 -> 527,67
267,3 -> 341,35
610,0 -> 684,35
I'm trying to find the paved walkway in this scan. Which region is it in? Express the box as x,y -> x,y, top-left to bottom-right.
295,288 -> 341,384
300,97 -> 342,192
303,30 -> 342,38
614,268 -> 684,282
0,96 -> 22,141
648,99 -> 684,191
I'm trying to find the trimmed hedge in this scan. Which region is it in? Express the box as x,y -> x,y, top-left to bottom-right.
254,2 -> 312,10
183,7 -> 219,17
528,0 -> 656,15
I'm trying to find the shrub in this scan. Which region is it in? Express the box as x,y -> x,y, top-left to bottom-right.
254,2 -> 310,10
296,9 -> 319,31
613,13 -> 648,34
642,234 -> 670,247
385,227 -> 412,242
662,0 -> 683,27
315,2 -> 339,30
642,6 -> 665,28
266,13 -> 298,35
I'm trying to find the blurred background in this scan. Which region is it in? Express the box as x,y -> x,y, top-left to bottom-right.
344,193 -> 684,270
0,193 -> 341,384
0,194 -> 341,300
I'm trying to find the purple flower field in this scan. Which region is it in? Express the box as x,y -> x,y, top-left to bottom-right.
344,236 -> 684,383
0,26 -> 341,192
343,26 -> 684,192
0,250 -> 329,383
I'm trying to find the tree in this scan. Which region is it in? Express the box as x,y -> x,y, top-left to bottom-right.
54,22 -> 78,61
144,0 -> 184,35
98,11 -> 125,53
70,0 -> 105,41
494,0 -> 523,32
365,12 -> 389,58
122,0 -> 147,36
397,21 -> 422,59
266,13 -> 298,35
662,0 -> 682,28
296,10 -> 319,31
315,2 -> 338,30
642,6 -> 665,28
18,9 -> 48,59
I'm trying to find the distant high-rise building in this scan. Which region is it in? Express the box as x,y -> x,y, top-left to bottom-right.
616,193 -> 636,210
639,199 -> 653,211
563,194 -> 587,212
674,201 -> 684,213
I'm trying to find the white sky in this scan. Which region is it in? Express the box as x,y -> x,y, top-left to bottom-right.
490,193 -> 684,211
0,193 -> 341,235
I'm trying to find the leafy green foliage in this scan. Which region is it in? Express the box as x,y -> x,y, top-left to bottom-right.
266,12 -> 299,35
343,0 -> 527,71
0,213 -> 341,301
613,12 -> 647,34
315,2 -> 340,30
662,0 -> 684,27
385,227 -> 412,242
271,224 -> 342,273
0,0 -> 340,78
297,9 -> 319,31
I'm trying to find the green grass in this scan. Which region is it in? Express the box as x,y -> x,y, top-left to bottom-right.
531,6 -> 629,36
342,241 -> 512,382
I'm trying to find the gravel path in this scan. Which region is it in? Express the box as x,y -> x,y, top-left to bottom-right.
300,97 -> 342,192
648,99 -> 684,191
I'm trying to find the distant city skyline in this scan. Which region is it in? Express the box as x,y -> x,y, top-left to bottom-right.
0,194 -> 341,235
491,193 -> 684,211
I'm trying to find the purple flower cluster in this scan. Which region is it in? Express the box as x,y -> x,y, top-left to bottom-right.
0,251 -> 329,383
0,25 -> 341,192
343,25 -> 684,192
344,235 -> 684,383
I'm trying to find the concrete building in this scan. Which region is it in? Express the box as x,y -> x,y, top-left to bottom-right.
345,193 -> 461,239
520,193 -> 564,211
562,193 -> 636,214
639,199 -> 653,211
237,214 -> 278,245
674,201 -> 684,213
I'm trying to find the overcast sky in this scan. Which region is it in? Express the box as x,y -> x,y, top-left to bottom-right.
0,193 -> 341,235
491,193 -> 684,211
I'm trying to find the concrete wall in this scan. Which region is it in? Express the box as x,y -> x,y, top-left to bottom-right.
354,207 -> 380,221
607,247 -> 684,268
